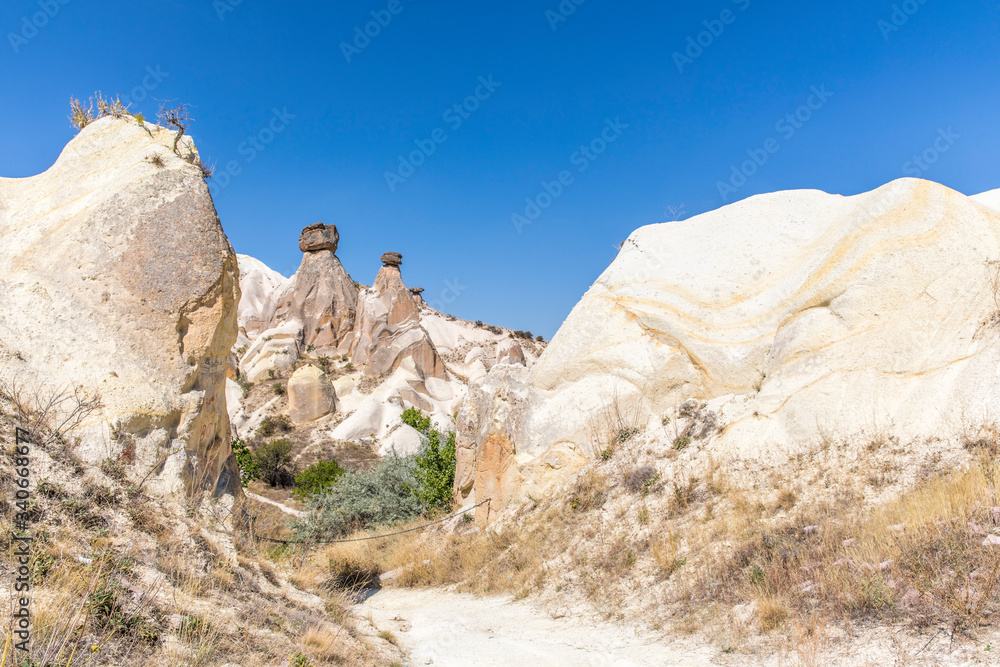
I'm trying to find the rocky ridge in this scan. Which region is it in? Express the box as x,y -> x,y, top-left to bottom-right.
231,229 -> 545,461
458,178 -> 1000,519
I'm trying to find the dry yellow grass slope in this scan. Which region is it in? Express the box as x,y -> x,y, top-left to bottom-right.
293,415 -> 1000,663
0,380 -> 405,666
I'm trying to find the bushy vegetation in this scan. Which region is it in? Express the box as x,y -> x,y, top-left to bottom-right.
290,408 -> 457,538
232,438 -> 260,487
296,456 -> 422,538
293,460 -> 345,500
256,438 -> 295,488
403,407 -> 457,513
256,414 -> 293,438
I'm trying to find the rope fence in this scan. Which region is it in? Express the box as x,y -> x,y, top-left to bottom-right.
255,498 -> 490,546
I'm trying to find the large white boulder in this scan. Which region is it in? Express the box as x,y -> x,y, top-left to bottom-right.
459,178 -> 1000,517
0,116 -> 241,497
287,364 -> 337,423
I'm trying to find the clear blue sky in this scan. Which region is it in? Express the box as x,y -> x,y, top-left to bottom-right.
2,1 -> 998,338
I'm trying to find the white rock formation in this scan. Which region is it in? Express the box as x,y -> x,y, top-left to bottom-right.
231,240 -> 547,460
287,364 -> 337,423
237,254 -> 289,339
239,320 -> 303,383
0,116 -> 241,497
973,188 -> 1000,215
459,178 -> 1000,519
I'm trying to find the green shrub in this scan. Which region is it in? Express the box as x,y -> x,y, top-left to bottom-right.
256,438 -> 295,488
401,407 -> 431,433
232,438 -> 260,487
293,460 -> 345,500
256,414 -> 293,438
401,408 -> 456,513
295,456 -> 421,538
273,382 -> 286,396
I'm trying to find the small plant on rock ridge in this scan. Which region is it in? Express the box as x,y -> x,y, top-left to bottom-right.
69,91 -> 130,130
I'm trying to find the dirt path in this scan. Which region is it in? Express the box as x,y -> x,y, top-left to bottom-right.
356,587 -> 719,666
244,490 -> 304,517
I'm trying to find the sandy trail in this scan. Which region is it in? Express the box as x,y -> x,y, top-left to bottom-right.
356,587 -> 718,666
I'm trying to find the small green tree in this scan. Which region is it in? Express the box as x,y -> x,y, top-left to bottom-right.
293,460 -> 345,500
402,408 -> 456,513
231,438 -> 260,487
256,438 -> 295,488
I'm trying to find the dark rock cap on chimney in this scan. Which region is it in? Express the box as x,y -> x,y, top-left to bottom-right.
299,223 -> 339,253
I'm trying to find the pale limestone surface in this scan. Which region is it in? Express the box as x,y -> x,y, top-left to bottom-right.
459,179 -> 1000,517
973,187 -> 1000,215
0,116 -> 241,497
236,254 -> 288,339
287,364 -> 337,423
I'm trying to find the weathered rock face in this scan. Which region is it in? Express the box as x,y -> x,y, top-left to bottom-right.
299,223 -> 339,253
237,254 -> 288,339
495,339 -> 526,367
238,224 -> 358,383
266,246 -> 358,351
288,365 -> 337,423
350,263 -> 447,380
455,364 -> 587,523
0,116 -> 241,498
459,179 -> 1000,520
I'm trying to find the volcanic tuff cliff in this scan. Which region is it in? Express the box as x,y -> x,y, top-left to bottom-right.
0,116 -> 241,498
458,178 -> 1000,521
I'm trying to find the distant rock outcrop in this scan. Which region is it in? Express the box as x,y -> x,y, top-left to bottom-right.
0,116 -> 241,498
239,223 -> 358,381
495,339 -> 526,367
350,255 -> 447,380
459,179 -> 1000,519
233,239 -> 547,458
